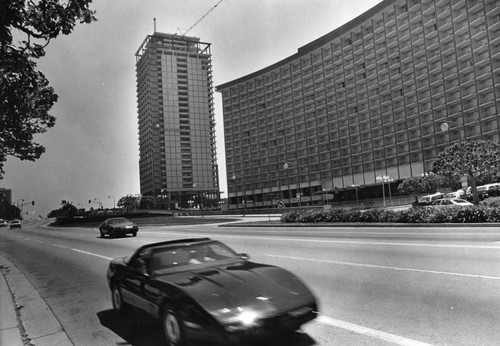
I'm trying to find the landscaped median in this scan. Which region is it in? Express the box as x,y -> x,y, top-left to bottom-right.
281,204 -> 500,224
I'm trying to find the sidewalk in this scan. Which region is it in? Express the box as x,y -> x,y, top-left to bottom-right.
0,254 -> 73,346
0,265 -> 23,346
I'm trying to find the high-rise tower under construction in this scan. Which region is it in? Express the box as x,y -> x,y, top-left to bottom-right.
136,32 -> 219,209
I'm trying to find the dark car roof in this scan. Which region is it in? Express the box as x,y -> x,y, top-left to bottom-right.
106,217 -> 130,222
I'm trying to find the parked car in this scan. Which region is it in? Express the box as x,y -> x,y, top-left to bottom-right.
98,217 -> 138,238
430,198 -> 473,207
9,220 -> 21,229
466,183 -> 500,199
107,238 -> 318,346
444,190 -> 465,199
0,219 -> 8,227
417,192 -> 444,206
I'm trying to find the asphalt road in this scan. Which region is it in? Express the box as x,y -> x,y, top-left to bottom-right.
1,218 -> 500,346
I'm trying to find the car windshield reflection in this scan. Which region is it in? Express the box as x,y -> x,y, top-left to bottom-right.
149,241 -> 238,275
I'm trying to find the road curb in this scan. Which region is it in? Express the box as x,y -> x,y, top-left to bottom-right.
0,254 -> 73,346
0,265 -> 23,346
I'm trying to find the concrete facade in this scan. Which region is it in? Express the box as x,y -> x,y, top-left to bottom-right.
136,32 -> 219,209
217,0 -> 500,209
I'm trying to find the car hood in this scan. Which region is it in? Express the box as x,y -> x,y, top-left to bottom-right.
155,260 -> 315,322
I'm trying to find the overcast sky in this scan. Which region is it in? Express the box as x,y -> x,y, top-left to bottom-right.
1,0 -> 382,217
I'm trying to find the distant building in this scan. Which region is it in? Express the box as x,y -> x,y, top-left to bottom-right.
136,32 -> 220,209
0,188 -> 13,219
0,188 -> 12,205
217,0 -> 500,210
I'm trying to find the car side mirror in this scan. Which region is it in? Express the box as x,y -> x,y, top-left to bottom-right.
239,253 -> 250,260
132,258 -> 150,276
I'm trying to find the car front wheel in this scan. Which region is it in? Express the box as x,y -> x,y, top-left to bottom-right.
111,286 -> 126,315
162,307 -> 185,346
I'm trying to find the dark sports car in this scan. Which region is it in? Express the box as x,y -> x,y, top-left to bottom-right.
99,217 -> 138,238
106,238 -> 318,345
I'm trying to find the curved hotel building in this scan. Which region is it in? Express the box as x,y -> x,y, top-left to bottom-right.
217,0 -> 500,209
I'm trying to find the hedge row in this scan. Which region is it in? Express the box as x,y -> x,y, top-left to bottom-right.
280,205 -> 500,224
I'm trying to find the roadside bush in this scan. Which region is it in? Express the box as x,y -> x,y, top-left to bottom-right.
281,205 -> 500,224
485,207 -> 500,222
452,206 -> 488,223
324,209 -> 359,222
480,197 -> 500,208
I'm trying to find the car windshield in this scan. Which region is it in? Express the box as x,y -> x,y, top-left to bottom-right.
149,241 -> 239,274
108,218 -> 128,225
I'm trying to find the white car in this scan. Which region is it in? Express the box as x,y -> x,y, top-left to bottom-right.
444,190 -> 465,199
418,192 -> 444,205
9,220 -> 22,229
430,198 -> 473,207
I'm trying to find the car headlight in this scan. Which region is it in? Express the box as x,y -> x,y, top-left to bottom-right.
224,307 -> 260,332
237,310 -> 259,326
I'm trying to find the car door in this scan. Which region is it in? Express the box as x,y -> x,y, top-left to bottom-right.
141,251 -> 177,318
142,275 -> 165,318
120,251 -> 151,312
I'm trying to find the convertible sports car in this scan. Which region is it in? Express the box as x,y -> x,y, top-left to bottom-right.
99,217 -> 138,238
107,238 -> 318,345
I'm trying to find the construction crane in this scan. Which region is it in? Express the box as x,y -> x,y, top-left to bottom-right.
182,0 -> 224,36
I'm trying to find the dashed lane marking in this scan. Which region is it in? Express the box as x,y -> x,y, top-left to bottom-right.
69,248 -> 113,260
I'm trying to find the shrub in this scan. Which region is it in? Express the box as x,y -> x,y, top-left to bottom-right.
480,197 -> 500,208
280,205 -> 500,224
452,206 -> 488,223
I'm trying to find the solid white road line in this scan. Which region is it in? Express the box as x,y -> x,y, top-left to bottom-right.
316,315 -> 435,346
147,231 -> 500,250
69,248 -> 113,260
266,254 -> 500,280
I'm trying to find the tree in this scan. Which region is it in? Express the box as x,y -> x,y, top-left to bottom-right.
0,0 -> 96,178
0,200 -> 21,219
140,196 -> 156,209
60,201 -> 77,217
117,195 -> 140,213
432,140 -> 500,205
397,173 -> 451,195
47,201 -> 77,218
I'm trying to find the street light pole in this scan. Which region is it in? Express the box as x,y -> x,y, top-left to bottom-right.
108,195 -> 116,209
283,163 -> 290,206
376,175 -> 389,208
440,118 -> 466,140
351,184 -> 360,203
231,175 -> 245,216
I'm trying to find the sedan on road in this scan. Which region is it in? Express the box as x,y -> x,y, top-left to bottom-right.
9,219 -> 21,229
98,217 -> 138,238
107,238 -> 318,346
